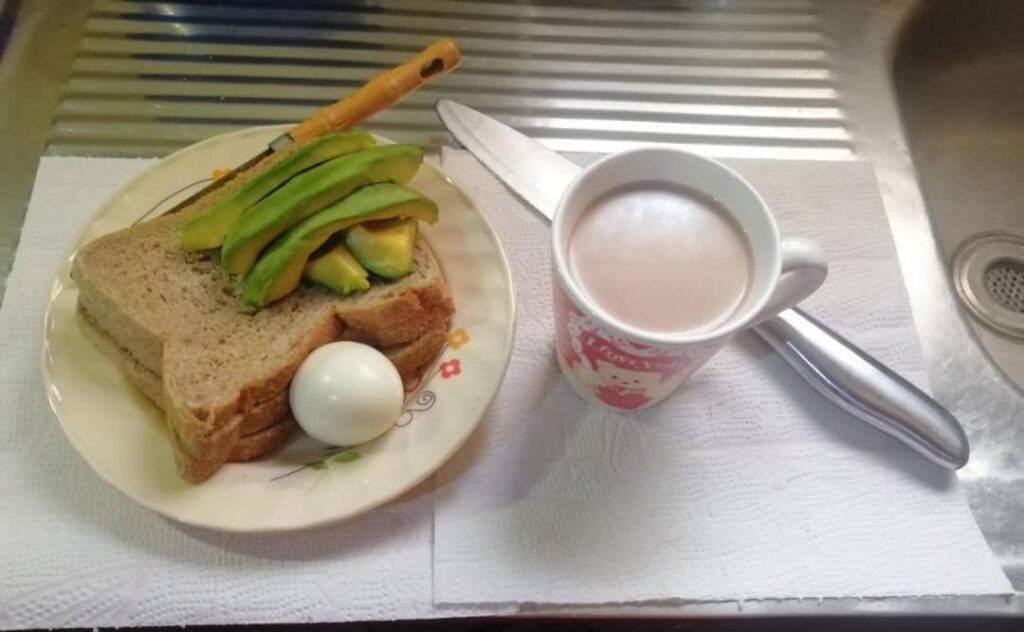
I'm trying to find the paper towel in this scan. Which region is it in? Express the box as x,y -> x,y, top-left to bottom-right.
0,159 -> 435,629
432,150 -> 1012,604
0,154 -> 1012,628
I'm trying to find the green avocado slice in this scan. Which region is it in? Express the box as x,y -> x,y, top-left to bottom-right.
345,218 -> 419,279
303,241 -> 370,296
221,143 -> 423,276
180,130 -> 375,250
242,183 -> 438,307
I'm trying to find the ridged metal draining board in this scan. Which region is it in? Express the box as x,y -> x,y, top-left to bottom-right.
50,0 -> 853,160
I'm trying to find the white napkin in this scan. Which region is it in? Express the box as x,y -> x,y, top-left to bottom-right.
433,149 -> 1012,604
1,155 -> 1012,628
0,159 -> 436,629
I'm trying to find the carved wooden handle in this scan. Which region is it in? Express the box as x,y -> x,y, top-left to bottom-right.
287,39 -> 461,143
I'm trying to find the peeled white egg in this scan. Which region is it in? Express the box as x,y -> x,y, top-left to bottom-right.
290,341 -> 404,446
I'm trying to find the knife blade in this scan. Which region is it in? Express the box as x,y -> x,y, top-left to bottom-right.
437,100 -> 578,218
436,98 -> 969,470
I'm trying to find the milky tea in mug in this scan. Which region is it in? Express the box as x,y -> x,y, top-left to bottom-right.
552,148 -> 826,411
568,181 -> 753,335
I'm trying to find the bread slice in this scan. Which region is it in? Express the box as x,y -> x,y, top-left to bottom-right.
78,303 -> 447,431
72,139 -> 454,482
77,304 -> 447,468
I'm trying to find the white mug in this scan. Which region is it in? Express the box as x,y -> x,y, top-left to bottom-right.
552,148 -> 828,411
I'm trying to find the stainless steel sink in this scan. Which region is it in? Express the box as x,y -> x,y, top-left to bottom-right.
0,1 -> 14,59
846,0 -> 1024,593
895,0 -> 1024,389
0,0 -> 1022,616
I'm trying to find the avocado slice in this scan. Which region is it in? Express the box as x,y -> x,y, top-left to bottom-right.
180,130 -> 375,250
345,218 -> 419,279
242,183 -> 437,307
221,144 -> 423,276
303,241 -> 370,296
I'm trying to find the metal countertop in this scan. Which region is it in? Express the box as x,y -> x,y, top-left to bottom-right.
0,0 -> 1020,617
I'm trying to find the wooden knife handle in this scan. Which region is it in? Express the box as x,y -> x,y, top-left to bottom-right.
287,39 -> 461,144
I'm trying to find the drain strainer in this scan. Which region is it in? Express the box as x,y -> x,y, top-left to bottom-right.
984,259 -> 1024,313
953,232 -> 1024,338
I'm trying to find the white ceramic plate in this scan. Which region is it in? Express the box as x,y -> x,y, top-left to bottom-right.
42,126 -> 515,532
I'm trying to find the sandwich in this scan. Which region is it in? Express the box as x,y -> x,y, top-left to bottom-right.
72,131 -> 454,482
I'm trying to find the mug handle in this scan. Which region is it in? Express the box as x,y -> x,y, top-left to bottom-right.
753,237 -> 828,324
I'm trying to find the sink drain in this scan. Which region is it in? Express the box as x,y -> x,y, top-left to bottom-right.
984,259 -> 1024,313
953,232 -> 1024,338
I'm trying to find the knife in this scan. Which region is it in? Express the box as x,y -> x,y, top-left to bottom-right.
436,99 -> 970,470
162,39 -> 461,216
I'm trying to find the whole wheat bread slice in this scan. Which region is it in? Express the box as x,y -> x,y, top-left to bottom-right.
77,304 -> 447,431
71,138 -> 454,482
77,305 -> 447,468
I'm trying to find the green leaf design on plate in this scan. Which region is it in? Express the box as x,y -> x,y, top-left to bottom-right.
308,461 -> 328,470
332,450 -> 361,464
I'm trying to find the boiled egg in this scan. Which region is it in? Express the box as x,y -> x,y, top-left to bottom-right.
290,341 -> 404,446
